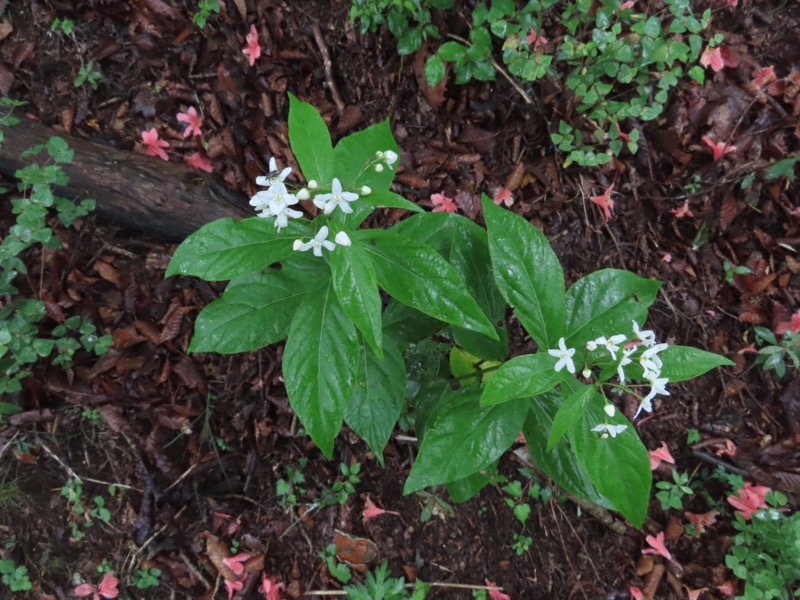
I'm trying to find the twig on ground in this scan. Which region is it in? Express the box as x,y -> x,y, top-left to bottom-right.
312,24 -> 346,111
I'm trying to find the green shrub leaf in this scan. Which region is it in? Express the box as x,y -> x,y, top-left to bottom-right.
659,345 -> 734,382
288,93 -> 334,183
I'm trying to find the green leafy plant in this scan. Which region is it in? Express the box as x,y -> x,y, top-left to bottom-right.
354,0 -> 709,167
723,260 -> 752,285
322,462 -> 361,506
0,104 -> 111,394
193,0 -> 221,29
321,543 -> 352,584
51,17 -> 74,36
276,458 -> 308,509
168,94 -> 733,527
511,532 -> 533,555
131,567 -> 161,590
0,559 -> 32,593
655,470 -> 693,511
60,479 -> 112,539
753,327 -> 799,379
349,0 -> 454,56
726,491 -> 800,600
344,561 -> 429,599
416,490 -> 455,523
74,61 -> 102,90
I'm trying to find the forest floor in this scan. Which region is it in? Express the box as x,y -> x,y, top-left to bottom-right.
0,1 -> 799,599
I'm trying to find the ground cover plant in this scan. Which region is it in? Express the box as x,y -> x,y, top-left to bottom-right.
0,0 -> 798,599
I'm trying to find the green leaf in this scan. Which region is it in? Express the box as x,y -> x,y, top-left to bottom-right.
480,354 -> 562,406
659,345 -> 734,382
571,407 -> 651,527
166,218 -> 307,281
360,230 -> 497,339
765,156 -> 799,183
397,28 -> 422,55
438,41 -> 468,62
482,195 -> 565,348
46,136 -> 74,163
446,464 -> 495,502
383,301 -> 443,344
344,337 -> 405,466
523,395 -> 610,509
404,390 -> 526,493
425,54 -> 446,87
288,93 -> 334,183
360,188 -> 422,213
564,269 -> 661,349
0,402 -> 22,416
331,241 -> 383,356
547,384 -> 596,451
283,282 -> 359,458
189,269 -> 309,353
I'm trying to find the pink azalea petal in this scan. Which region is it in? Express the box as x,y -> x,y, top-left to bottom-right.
752,66 -> 776,88
629,587 -> 646,600
243,24 -> 262,66
261,574 -> 285,600
431,193 -> 457,213
223,553 -> 252,577
97,573 -> 119,599
775,310 -> 800,335
177,106 -> 203,138
670,201 -> 694,219
494,188 -> 513,206
641,531 -> 672,560
700,46 -> 724,72
362,495 -> 399,520
484,579 -> 511,600
186,152 -> 213,172
648,442 -> 675,470
590,183 -> 614,222
74,583 -> 96,598
225,579 -> 244,600
685,510 -> 718,535
702,136 -> 736,161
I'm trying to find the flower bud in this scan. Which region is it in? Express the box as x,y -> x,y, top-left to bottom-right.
384,150 -> 398,165
360,185 -> 371,195
375,151 -> 384,159
586,341 -> 597,351
334,231 -> 352,247
375,164 -> 384,173
308,180 -> 318,189
582,368 -> 592,379
604,404 -> 616,417
296,188 -> 310,200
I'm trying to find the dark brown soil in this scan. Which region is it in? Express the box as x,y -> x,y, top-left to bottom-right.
0,1 -> 798,599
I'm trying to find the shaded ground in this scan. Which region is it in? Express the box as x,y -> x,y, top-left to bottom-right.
0,0 -> 799,599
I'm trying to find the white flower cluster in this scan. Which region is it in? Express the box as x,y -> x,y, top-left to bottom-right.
249,158 -> 303,231
547,320 -> 672,438
373,150 -> 398,173
248,154 -> 392,257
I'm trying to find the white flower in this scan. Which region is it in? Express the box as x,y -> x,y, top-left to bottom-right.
313,178 -> 359,215
383,150 -> 398,168
604,334 -> 627,361
294,226 -> 336,257
632,320 -> 656,347
334,231 -> 352,247
255,181 -> 302,231
360,185 -> 371,195
548,337 -> 576,374
603,404 -> 616,417
592,423 -> 628,438
249,190 -> 272,213
617,346 -> 636,384
296,188 -> 310,200
256,157 -> 292,188
635,377 -> 670,418
640,343 -> 668,379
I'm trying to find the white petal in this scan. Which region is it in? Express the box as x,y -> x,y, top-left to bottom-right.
339,201 -> 353,214
331,178 -> 342,194
269,157 -> 278,172
315,226 -> 330,242
341,191 -> 359,202
384,150 -> 398,165
321,240 -> 336,251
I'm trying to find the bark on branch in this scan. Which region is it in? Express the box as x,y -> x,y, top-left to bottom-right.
0,116 -> 251,241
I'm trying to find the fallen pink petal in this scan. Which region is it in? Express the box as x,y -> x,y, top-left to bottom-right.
590,183 -> 615,222
261,573 -> 285,600
223,553 -> 252,576
177,106 -> 203,138
362,495 -> 400,520
641,531 -> 672,561
648,441 -> 675,470
670,201 -> 694,219
431,192 -> 457,213
702,136 -> 736,161
727,482 -> 771,520
774,310 -> 800,335
186,151 -> 213,172
243,24 -> 262,66
685,511 -> 719,535
485,579 -> 511,600
700,45 -> 725,72
141,128 -> 170,161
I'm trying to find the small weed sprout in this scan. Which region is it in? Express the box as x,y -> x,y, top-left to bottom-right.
753,327 -> 800,379
193,0 -> 221,29
321,544 -> 352,584
0,559 -> 33,593
655,471 -> 694,511
132,567 -> 161,590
